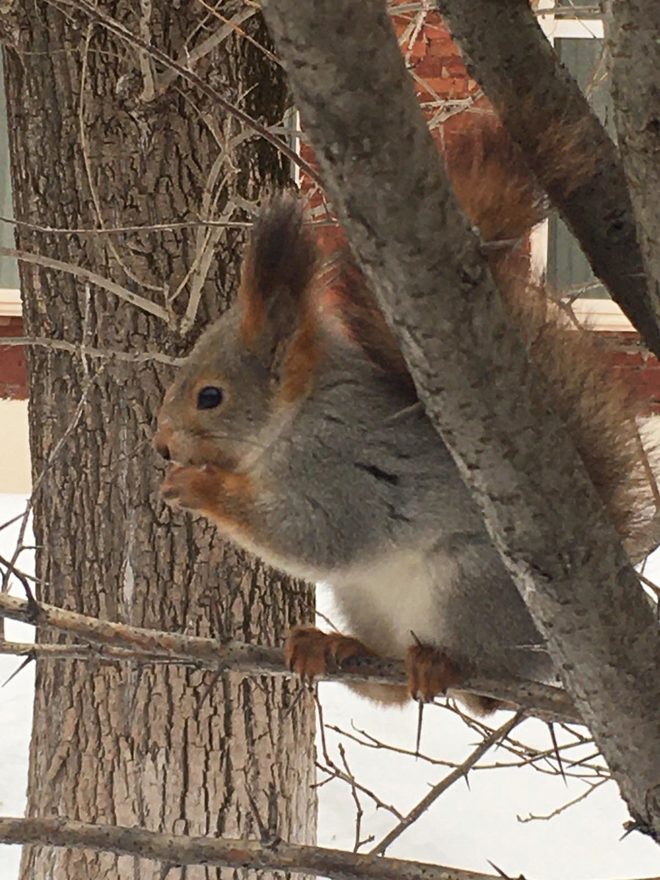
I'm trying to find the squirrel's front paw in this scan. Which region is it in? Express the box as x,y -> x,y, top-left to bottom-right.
160,463 -> 217,512
285,626 -> 376,681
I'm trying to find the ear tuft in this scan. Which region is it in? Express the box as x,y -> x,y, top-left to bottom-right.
329,251 -> 417,400
239,194 -> 319,351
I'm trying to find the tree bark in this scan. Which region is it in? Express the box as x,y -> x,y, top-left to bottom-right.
0,816 -> 501,880
2,3 -> 316,878
434,0 -> 660,357
260,0 -> 660,841
607,0 -> 660,313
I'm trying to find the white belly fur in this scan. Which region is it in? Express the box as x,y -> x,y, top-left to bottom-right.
329,549 -> 454,657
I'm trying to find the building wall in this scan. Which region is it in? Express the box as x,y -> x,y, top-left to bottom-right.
0,397 -> 30,492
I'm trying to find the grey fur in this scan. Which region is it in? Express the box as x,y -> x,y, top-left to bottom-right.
160,300 -> 552,685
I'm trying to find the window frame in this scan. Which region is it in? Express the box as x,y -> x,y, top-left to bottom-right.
532,2 -> 633,331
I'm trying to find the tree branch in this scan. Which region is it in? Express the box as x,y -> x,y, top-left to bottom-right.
607,0 -> 660,311
0,246 -> 169,322
433,0 -> 660,357
0,592 -> 579,723
260,0 -> 660,841
0,816 -> 507,880
370,711 -> 524,855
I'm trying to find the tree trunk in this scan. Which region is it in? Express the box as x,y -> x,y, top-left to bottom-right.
2,2 -> 316,878
607,0 -> 660,309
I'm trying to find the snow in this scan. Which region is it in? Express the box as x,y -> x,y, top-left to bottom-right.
315,589 -> 660,879
0,495 -> 35,880
1,491 -> 659,879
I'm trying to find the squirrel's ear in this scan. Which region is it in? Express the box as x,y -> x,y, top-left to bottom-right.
239,194 -> 319,360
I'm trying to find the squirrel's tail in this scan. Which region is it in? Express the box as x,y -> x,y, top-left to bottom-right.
448,119 -> 656,545
333,117 -> 657,547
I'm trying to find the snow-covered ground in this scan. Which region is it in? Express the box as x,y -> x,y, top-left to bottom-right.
0,492 -> 658,879
0,495 -> 35,880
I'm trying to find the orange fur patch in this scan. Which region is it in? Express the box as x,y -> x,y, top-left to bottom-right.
162,464 -> 256,541
279,310 -> 322,403
238,255 -> 266,347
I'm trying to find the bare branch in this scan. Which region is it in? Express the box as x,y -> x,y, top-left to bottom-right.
196,0 -> 280,66
49,0 -> 322,186
0,214 -> 337,236
0,815 -> 508,880
517,777 -> 608,824
0,214 -> 254,234
0,335 -> 180,366
0,591 -> 580,722
0,246 -> 169,322
156,5 -> 259,93
370,712 -> 524,855
314,691 -> 403,836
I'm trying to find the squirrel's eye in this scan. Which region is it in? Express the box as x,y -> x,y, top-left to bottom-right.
197,386 -> 224,410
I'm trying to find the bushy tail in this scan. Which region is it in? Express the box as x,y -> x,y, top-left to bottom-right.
448,119 -> 655,543
332,117 -> 657,545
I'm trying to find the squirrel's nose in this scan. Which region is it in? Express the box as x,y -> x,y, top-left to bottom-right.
155,438 -> 171,461
154,417 -> 173,461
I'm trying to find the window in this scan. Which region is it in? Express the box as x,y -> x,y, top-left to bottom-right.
534,1 -> 632,330
0,55 -> 20,317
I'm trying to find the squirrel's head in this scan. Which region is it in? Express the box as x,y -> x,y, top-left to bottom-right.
154,195 -> 323,472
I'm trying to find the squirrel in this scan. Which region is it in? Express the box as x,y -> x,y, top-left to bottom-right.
155,123 -> 654,714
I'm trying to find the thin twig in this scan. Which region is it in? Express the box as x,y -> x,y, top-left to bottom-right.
314,692 -> 403,826
48,0 -> 321,186
0,336 -> 180,366
197,1 -> 280,66
157,5 -> 260,92
517,777 -> 608,824
0,246 -> 168,321
0,215 -> 337,235
369,712 -> 525,855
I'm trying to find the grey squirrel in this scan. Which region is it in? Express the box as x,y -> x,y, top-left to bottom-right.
155,126 -> 653,713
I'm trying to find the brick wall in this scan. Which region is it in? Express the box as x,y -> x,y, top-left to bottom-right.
0,315 -> 27,400
605,334 -> 660,415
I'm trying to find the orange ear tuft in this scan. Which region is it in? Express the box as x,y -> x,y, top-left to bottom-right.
325,251 -> 417,400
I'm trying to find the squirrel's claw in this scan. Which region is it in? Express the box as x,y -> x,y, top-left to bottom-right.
285,626 -> 376,682
405,643 -> 460,702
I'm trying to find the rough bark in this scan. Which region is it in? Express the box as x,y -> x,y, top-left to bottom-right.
0,817 -> 501,880
260,0 -> 660,841
2,3 -> 316,878
607,0 -> 660,313
433,0 -> 660,357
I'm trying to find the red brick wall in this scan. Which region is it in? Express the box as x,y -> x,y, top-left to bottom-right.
605,334 -> 660,415
0,316 -> 27,400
